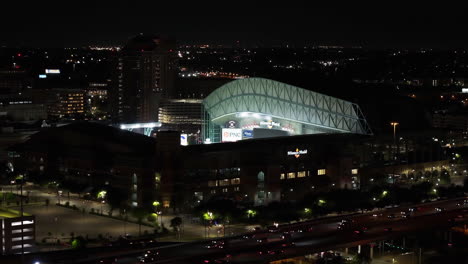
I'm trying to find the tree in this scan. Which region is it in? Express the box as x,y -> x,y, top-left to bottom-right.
350,253 -> 372,264
70,236 -> 87,249
106,187 -> 129,212
170,217 -> 182,232
131,207 -> 149,236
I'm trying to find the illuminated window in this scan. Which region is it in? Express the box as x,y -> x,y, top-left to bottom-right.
287,172 -> 295,179
317,169 -> 326,175
297,171 -> 307,178
208,180 -> 218,187
219,179 -> 230,186
210,189 -> 216,194
351,169 -> 358,175
234,186 -> 240,191
231,178 -> 240,185
222,188 -> 228,193
280,173 -> 285,180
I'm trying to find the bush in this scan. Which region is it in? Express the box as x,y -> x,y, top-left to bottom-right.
65,201 -> 70,207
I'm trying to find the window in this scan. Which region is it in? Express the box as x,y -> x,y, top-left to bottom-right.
219,179 -> 230,186
287,172 -> 295,179
210,189 -> 216,194
234,186 -> 240,191
222,188 -> 228,193
317,169 -> 326,175
257,171 -> 265,182
231,178 -> 240,185
280,173 -> 285,180
258,191 -> 265,198
297,171 -> 307,178
351,169 -> 358,175
208,180 -> 218,187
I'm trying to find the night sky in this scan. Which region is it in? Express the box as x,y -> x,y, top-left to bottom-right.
2,1 -> 468,48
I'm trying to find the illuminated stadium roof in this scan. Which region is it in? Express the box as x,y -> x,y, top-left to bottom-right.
202,78 -> 372,142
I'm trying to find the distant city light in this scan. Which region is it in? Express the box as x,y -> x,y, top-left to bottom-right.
45,69 -> 60,74
120,122 -> 161,129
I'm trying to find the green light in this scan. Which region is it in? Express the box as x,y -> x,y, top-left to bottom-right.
318,199 -> 326,205
203,211 -> 214,221
304,208 -> 311,213
247,209 -> 257,217
382,190 -> 388,196
97,190 -> 107,199
153,201 -> 160,207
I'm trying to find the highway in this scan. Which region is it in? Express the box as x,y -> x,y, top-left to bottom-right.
144,198 -> 468,264
6,197 -> 468,264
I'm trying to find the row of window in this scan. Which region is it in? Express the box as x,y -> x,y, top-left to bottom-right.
208,178 -> 241,187
280,169 -> 324,179
210,186 -> 240,194
280,169 -> 358,179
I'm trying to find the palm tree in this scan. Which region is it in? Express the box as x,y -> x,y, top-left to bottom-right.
131,207 -> 148,236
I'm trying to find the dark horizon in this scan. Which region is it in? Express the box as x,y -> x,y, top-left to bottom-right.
2,2 -> 468,49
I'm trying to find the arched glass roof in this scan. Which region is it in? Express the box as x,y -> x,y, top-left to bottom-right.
203,78 -> 372,135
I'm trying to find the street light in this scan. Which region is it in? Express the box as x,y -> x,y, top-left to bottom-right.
390,122 -> 399,141
157,211 -> 163,227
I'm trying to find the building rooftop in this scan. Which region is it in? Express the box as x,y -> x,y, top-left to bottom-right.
10,122 -> 157,156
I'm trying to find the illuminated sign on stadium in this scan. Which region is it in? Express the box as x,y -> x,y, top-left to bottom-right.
222,128 -> 242,142
287,148 -> 308,158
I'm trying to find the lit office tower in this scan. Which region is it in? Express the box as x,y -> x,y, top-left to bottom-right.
113,34 -> 176,124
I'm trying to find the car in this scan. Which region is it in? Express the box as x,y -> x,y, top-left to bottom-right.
353,227 -> 367,235
203,258 -> 231,264
267,225 -> 279,233
267,249 -> 285,255
281,242 -> 295,247
387,214 -> 396,219
408,207 -> 416,212
435,207 -> 445,212
337,223 -> 347,230
401,214 -> 410,219
205,240 -> 225,249
97,259 -> 117,264
341,218 -> 354,224
256,238 -> 267,243
242,234 -> 253,239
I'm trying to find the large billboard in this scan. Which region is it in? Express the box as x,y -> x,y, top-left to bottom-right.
222,128 -> 242,142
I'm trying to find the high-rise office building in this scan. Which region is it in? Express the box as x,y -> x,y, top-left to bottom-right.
112,34 -> 176,124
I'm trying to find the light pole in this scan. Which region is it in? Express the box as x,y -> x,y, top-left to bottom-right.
390,122 -> 399,147
101,200 -> 105,215
390,122 -> 399,184
157,211 -> 163,228
123,209 -> 127,236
